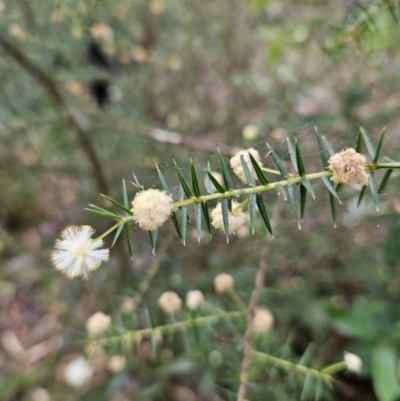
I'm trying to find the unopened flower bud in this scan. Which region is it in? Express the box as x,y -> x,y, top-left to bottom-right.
186,290 -> 204,310
85,312 -> 111,338
158,291 -> 182,314
214,273 -> 234,293
344,352 -> 362,372
252,308 -> 274,333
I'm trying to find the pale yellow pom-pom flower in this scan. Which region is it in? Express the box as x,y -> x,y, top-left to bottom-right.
211,201 -> 248,234
230,148 -> 263,184
252,308 -> 274,333
85,312 -> 111,338
328,148 -> 368,186
131,189 -> 173,231
214,273 -> 234,293
186,290 -> 204,310
344,352 -> 362,373
158,291 -> 182,314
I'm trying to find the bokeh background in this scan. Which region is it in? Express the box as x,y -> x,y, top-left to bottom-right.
1,1 -> 400,400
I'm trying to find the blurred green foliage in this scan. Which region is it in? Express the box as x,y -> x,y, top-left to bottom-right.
1,1 -> 400,400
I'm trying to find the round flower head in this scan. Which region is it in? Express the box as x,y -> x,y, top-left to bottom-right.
214,273 -> 234,293
64,356 -> 93,388
186,290 -> 204,310
230,148 -> 263,184
107,355 -> 126,373
52,226 -> 109,279
131,189 -> 173,231
344,352 -> 362,373
242,124 -> 259,141
328,148 -> 368,186
158,291 -> 182,314
252,308 -> 274,333
85,312 -> 111,338
211,201 -> 248,234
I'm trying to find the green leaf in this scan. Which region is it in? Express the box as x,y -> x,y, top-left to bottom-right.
173,159 -> 193,198
156,165 -> 172,195
221,198 -> 230,243
328,193 -> 337,228
194,203 -> 202,243
357,185 -> 367,207
240,154 -> 256,186
300,183 -> 307,219
205,169 -> 225,194
131,174 -> 144,191
148,229 -> 158,256
124,225 -> 132,256
85,204 -> 119,219
321,176 -> 341,203
368,172 -> 379,212
295,136 -> 307,177
321,135 -> 335,157
286,135 -> 298,173
100,194 -> 132,214
301,374 -> 314,401
218,147 -> 234,190
355,128 -> 363,153
301,177 -> 315,199
181,206 -> 188,246
314,126 -> 329,168
315,380 -> 324,401
190,158 -> 201,197
359,125 -> 375,159
256,193 -> 273,235
248,150 -> 269,185
171,212 -> 182,241
249,193 -> 257,235
378,169 -> 393,193
372,346 -> 400,401
122,179 -> 129,209
275,183 -> 287,200
201,202 -> 212,235
373,125 -> 386,164
288,184 -> 301,230
112,223 -> 125,247
266,142 -> 290,179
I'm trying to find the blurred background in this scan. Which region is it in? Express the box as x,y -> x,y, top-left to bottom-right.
1,0 -> 400,400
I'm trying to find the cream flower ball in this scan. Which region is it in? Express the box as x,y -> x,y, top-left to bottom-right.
214,273 -> 234,293
211,201 -> 248,234
252,308 -> 274,333
230,148 -> 263,184
158,291 -> 182,314
85,312 -> 111,338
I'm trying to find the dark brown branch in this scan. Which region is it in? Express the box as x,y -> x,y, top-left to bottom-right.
0,36 -> 109,194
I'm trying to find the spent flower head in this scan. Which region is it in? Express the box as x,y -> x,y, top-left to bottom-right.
230,148 -> 263,184
85,312 -> 111,338
252,308 -> 274,333
131,189 -> 173,231
344,352 -> 362,373
158,291 -> 182,314
186,290 -> 204,310
214,273 -> 234,293
328,148 -> 368,186
52,226 -> 109,279
211,201 -> 248,234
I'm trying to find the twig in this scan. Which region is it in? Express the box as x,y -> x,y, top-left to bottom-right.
236,201 -> 283,401
0,36 -> 108,194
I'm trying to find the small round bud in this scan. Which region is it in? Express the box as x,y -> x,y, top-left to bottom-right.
214,273 -> 234,293
64,356 -> 93,388
186,290 -> 204,310
107,355 -> 126,373
328,148 -> 368,186
131,189 -> 173,231
230,148 -> 263,184
85,312 -> 111,338
252,308 -> 274,333
242,124 -> 259,141
211,201 -> 248,234
158,291 -> 182,314
344,352 -> 362,372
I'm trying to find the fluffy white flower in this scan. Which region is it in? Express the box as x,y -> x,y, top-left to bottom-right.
211,201 -> 248,234
230,148 -> 263,184
85,312 -> 111,338
252,308 -> 274,333
344,352 -> 362,372
52,226 -> 109,279
107,355 -> 126,373
186,290 -> 204,310
328,148 -> 368,186
131,189 -> 173,231
64,356 -> 93,388
214,273 -> 234,293
158,291 -> 182,314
